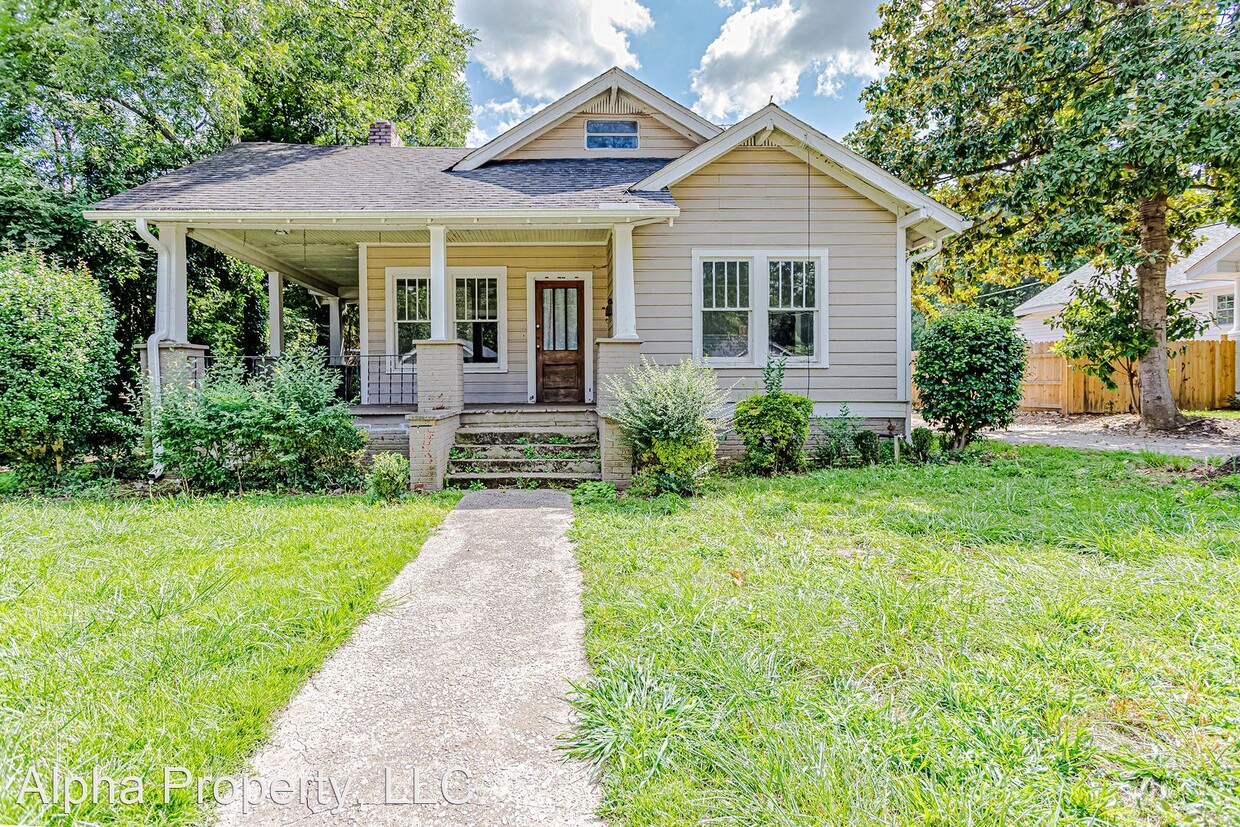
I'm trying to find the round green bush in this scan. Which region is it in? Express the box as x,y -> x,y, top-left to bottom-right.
733,391 -> 814,475
914,309 -> 1026,451
368,452 -> 410,501
0,249 -> 122,482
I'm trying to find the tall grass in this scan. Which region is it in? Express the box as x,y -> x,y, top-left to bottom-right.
0,493 -> 457,825
568,446 -> 1240,825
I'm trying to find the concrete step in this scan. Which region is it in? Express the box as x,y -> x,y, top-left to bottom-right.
444,471 -> 603,490
454,425 -> 599,446
460,408 -> 597,428
450,443 -> 600,460
448,457 -> 602,475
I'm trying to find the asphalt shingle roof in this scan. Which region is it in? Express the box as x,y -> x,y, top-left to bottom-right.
90,143 -> 678,212
1014,223 -> 1240,315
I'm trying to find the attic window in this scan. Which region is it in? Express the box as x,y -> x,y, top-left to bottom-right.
585,119 -> 639,150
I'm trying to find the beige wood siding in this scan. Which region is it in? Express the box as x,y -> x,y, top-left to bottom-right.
365,245 -> 609,404
500,92 -> 701,161
632,145 -> 902,404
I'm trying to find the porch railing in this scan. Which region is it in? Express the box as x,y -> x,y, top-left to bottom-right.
180,353 -> 418,406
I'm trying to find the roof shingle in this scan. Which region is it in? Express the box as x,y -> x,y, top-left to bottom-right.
90,143 -> 678,212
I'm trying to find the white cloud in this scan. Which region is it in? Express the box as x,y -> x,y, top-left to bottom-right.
457,0 -> 653,101
690,0 -> 881,121
466,98 -> 544,147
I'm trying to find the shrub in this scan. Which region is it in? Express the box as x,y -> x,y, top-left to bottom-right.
914,309 -> 1026,451
157,350 -> 365,492
605,358 -> 727,494
909,426 -> 936,462
368,452 -> 410,501
734,359 -> 813,475
810,404 -> 862,468
854,429 -> 880,465
0,249 -> 126,485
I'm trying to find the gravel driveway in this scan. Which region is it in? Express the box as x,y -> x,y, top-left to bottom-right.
217,489 -> 601,826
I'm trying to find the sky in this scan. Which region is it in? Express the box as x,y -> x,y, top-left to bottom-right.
455,0 -> 883,147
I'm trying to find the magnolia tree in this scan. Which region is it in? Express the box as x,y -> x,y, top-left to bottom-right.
1054,278 -> 1209,412
851,0 -> 1240,430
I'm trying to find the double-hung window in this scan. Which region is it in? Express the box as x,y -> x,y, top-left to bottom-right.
585,119 -> 639,150
387,266 -> 506,371
393,275 -> 430,368
693,250 -> 827,365
767,259 -> 818,358
1215,293 -> 1235,328
700,259 -> 752,360
455,274 -> 501,367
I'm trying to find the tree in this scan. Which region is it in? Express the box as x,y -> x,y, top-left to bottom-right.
0,0 -> 473,391
0,250 -> 122,481
1053,277 -> 1209,412
913,309 -> 1026,451
852,0 -> 1240,430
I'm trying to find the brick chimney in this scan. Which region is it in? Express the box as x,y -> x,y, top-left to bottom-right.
367,120 -> 404,147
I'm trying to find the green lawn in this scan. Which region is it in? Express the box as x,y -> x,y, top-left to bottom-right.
569,445 -> 1240,825
0,493 -> 457,825
1187,409 -> 1240,420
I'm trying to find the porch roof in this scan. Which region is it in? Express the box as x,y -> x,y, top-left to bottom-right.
87,143 -> 677,215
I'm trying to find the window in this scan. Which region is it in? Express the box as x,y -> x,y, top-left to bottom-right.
700,259 -> 751,359
693,250 -> 827,365
585,119 -> 638,150
767,259 -> 817,358
1216,293 -> 1235,328
393,276 -> 430,367
455,275 -> 500,366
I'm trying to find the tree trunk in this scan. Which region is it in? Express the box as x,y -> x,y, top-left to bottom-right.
1135,193 -> 1187,430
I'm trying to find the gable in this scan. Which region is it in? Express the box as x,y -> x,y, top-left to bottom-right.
500,91 -> 702,161
453,67 -> 720,171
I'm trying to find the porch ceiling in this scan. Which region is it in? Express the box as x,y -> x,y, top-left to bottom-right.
189,226 -> 612,291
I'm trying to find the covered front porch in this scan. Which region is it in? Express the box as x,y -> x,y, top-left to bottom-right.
110,210 -> 670,488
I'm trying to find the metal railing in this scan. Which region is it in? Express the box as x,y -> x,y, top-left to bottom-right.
180,353 -> 418,406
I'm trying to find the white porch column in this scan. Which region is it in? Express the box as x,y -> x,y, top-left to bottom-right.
326,296 -> 342,364
164,223 -> 189,342
612,223 -> 638,339
429,225 -> 449,340
267,271 -> 284,357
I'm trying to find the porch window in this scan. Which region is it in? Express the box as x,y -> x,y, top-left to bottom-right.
767,259 -> 817,358
585,119 -> 639,150
700,259 -> 751,359
1215,293 -> 1235,328
394,276 -> 431,367
455,275 -> 500,366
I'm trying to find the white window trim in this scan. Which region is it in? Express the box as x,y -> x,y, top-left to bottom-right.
583,118 -> 640,151
525,271 -> 594,403
690,248 -> 829,368
385,265 -> 508,374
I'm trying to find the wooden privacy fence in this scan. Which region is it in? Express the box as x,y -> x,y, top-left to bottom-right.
914,340 -> 1236,415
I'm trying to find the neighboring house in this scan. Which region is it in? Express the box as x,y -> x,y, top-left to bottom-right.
1014,223 -> 1240,343
85,68 -> 967,489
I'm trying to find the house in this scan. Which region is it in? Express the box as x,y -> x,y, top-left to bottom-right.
1014,223 -> 1240,343
85,68 -> 968,490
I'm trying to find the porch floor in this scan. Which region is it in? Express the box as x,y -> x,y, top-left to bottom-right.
349,403 -> 598,415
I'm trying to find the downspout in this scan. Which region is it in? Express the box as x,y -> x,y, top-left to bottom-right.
136,219 -> 169,475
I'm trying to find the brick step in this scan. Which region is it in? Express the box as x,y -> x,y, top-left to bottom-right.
450,443 -> 600,460
460,408 -> 597,428
448,457 -> 602,475
444,471 -> 603,490
453,425 -> 599,446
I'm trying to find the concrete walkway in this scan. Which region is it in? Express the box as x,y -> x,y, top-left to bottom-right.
217,490 -> 602,826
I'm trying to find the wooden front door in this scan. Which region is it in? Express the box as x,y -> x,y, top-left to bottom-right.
535,280 -> 585,403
